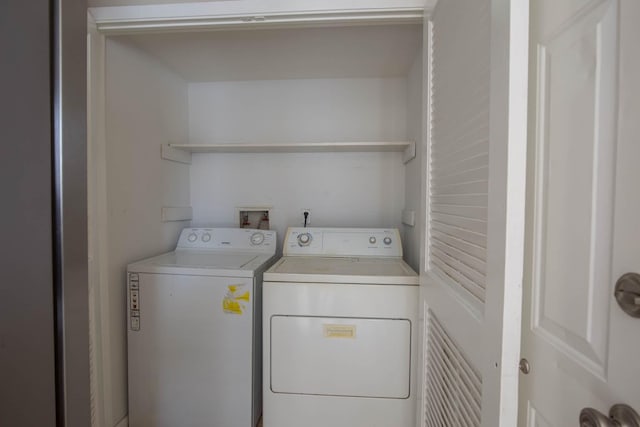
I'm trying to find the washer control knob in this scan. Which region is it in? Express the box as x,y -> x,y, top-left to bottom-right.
201,233 -> 211,242
298,233 -> 312,246
187,233 -> 198,242
369,236 -> 377,244
250,232 -> 265,246
383,237 -> 392,245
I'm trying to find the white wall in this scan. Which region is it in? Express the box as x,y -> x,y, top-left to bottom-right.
188,78 -> 408,245
103,38 -> 189,426
188,78 -> 408,144
190,151 -> 405,243
402,52 -> 423,272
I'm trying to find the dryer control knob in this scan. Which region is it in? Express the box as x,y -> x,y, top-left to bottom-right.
383,237 -> 392,245
201,233 -> 211,242
369,236 -> 377,244
188,233 -> 198,242
250,232 -> 265,245
298,233 -> 312,246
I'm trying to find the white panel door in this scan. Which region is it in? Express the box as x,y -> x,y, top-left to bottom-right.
519,0 -> 640,425
419,0 -> 529,426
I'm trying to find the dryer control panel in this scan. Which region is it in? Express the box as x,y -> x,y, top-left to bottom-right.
176,227 -> 276,252
284,227 -> 402,258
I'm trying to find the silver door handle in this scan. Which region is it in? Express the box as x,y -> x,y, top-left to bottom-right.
580,404 -> 640,427
614,273 -> 640,318
580,407 -> 616,427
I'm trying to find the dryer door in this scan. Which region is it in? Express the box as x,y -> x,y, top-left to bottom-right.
270,315 -> 411,398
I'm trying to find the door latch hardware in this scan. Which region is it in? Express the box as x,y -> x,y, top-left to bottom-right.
580,407 -> 615,426
610,404 -> 640,427
580,404 -> 640,426
614,273 -> 640,318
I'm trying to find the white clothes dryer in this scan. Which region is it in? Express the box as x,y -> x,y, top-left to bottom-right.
127,227 -> 277,427
262,227 -> 419,427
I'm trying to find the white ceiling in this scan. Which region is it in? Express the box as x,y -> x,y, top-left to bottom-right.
115,24 -> 422,82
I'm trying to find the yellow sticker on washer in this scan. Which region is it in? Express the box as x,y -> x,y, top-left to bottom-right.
222,285 -> 250,314
323,324 -> 356,339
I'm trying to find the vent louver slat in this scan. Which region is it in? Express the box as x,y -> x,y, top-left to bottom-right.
431,142 -> 489,173
430,231 -> 486,264
429,0 -> 490,304
424,310 -> 482,427
431,221 -> 486,248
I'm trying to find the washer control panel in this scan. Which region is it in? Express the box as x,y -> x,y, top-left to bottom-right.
176,228 -> 276,252
297,232 -> 313,246
284,227 -> 402,257
128,273 -> 140,331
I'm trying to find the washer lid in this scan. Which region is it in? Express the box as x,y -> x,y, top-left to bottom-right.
264,256 -> 419,285
151,251 -> 260,269
128,250 -> 274,277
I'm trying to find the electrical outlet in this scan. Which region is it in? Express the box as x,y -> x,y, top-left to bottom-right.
301,208 -> 311,226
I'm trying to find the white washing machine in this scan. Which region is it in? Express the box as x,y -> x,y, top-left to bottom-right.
127,227 -> 277,427
262,227 -> 419,427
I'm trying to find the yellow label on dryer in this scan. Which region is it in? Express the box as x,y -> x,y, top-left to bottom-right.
222,284 -> 250,315
323,324 -> 356,339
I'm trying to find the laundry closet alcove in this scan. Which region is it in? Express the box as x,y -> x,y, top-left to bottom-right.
87,2 -> 427,426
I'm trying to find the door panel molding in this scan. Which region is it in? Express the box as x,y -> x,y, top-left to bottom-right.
530,0 -> 618,378
527,403 -> 553,427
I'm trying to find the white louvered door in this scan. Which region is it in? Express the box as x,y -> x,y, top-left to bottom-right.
419,0 -> 529,426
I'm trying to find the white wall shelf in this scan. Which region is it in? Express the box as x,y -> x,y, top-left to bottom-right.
162,141 -> 416,164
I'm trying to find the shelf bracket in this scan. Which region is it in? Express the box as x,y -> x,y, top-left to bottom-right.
161,206 -> 192,222
162,144 -> 191,164
403,141 -> 416,164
